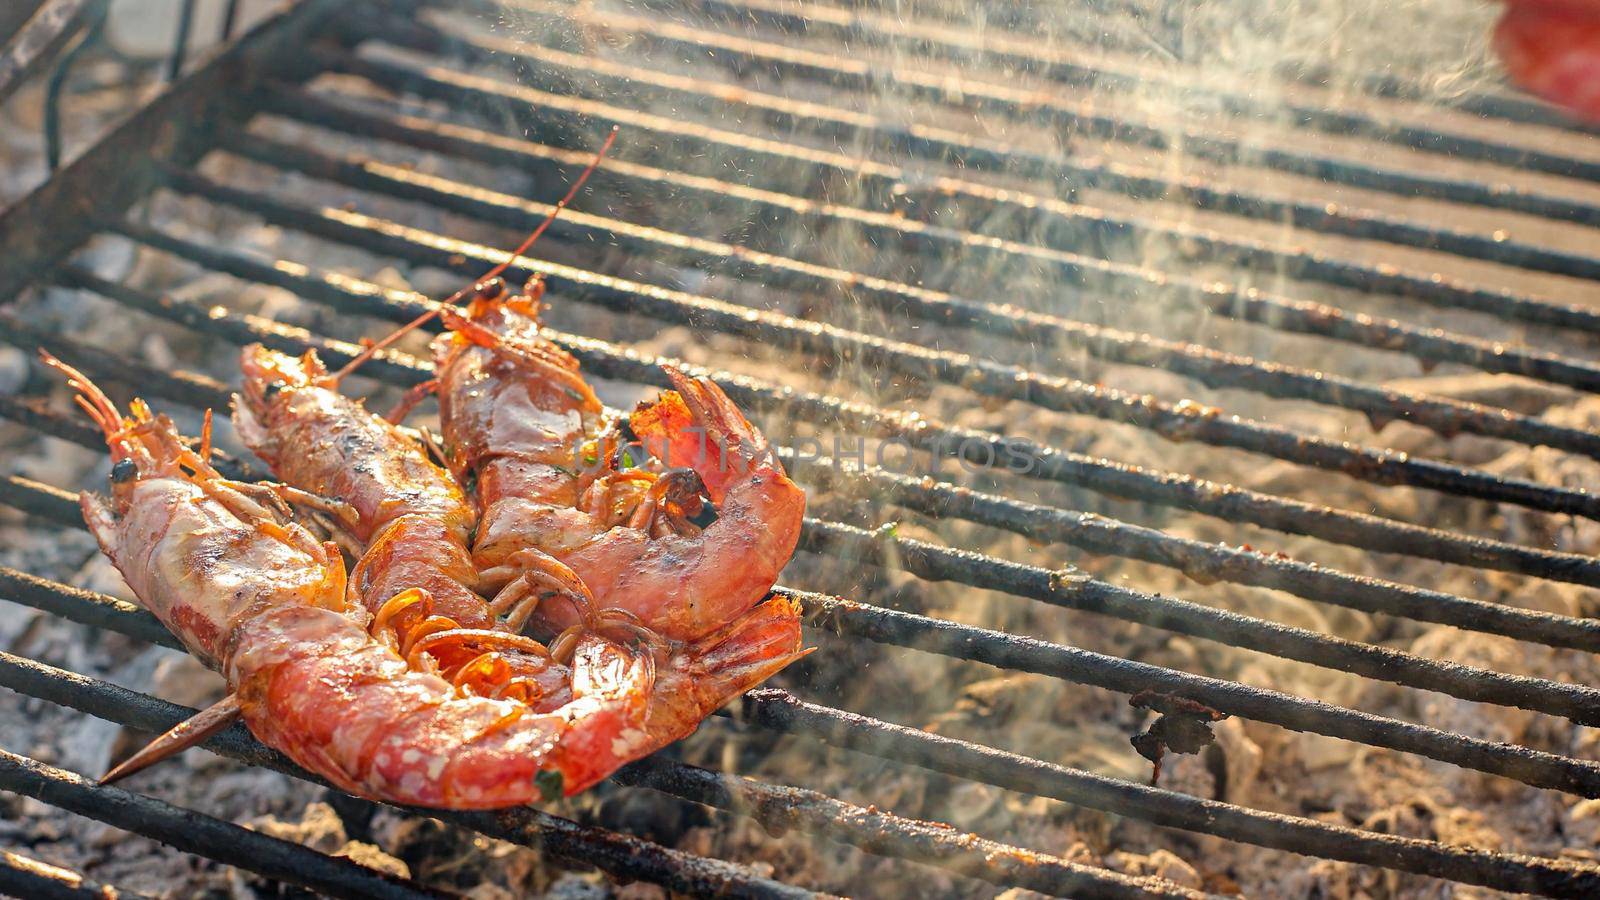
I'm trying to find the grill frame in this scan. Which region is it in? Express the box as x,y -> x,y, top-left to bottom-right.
5,0 -> 1600,897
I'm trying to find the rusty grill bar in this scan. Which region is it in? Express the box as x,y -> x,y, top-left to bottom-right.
6,0 -> 1600,896
0,849 -> 153,900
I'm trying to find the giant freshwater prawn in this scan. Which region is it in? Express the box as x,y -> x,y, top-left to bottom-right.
47,128 -> 810,807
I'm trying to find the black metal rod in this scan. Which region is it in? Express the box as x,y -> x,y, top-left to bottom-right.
164,0 -> 196,80
168,169 -> 1600,525
609,756 -> 1199,899
9,467 -> 1600,801
375,15 -> 1597,247
0,309 -> 232,409
0,473 -> 89,526
41,0 -> 105,171
0,747 -> 445,900
0,849 -> 152,900
110,224 -> 1600,587
0,392 -> 262,482
0,0 -> 98,110
375,14 -> 1600,332
271,83 -> 1600,396
739,690 -> 1600,898
225,127 -> 1600,460
0,0 -> 346,300
219,0 -> 241,41
0,2 -> 50,45
799,517 -> 1600,725
53,266 -> 433,389
643,0 -> 1600,219
5,603 -> 1600,896
790,590 -> 1600,797
850,0 -> 1600,143
315,46 -> 1600,387
538,0 -> 1600,284
0,557 -> 178,651
782,453 -> 1600,653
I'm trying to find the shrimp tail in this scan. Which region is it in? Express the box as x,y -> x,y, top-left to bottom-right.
646,596 -> 810,745
689,594 -> 810,693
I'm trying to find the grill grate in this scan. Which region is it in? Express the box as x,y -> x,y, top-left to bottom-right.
7,0 -> 1600,896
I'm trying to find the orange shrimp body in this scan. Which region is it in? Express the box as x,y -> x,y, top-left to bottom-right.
49,356 -> 671,807
431,282 -> 806,643
234,345 -> 491,630
227,606 -> 652,805
1496,0 -> 1600,120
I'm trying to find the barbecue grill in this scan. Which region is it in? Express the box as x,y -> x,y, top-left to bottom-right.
5,0 -> 1600,896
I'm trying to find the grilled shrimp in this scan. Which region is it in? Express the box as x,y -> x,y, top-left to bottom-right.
234,345 -> 493,629
233,344 -> 589,711
428,281 -> 806,643
47,354 -> 666,806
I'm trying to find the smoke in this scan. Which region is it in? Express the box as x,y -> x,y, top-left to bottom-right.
331,1 -> 1564,893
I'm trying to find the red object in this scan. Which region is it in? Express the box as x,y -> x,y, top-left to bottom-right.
1496,0 -> 1600,120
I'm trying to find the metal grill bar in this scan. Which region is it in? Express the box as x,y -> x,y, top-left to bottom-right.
15,307 -> 1597,733
266,85 -> 1600,397
10,464 -> 1600,802
300,57 -> 1600,436
227,127 -> 1600,458
0,849 -> 150,900
106,224 -> 1600,588
5,575 -> 1598,897
784,457 -> 1600,652
0,749 -> 445,900
381,11 -> 1600,331
740,690 -> 1600,898
0,2 -> 50,43
166,169 -> 1600,529
1298,70 -> 1600,137
0,0 -> 343,299
0,559 -> 177,650
0,312 -> 230,409
479,0 -> 1600,286
605,0 -> 1600,202
333,42 -> 1600,345
801,517 -> 1600,724
608,756 -> 1195,899
662,0 -> 1600,168
0,0 -> 98,109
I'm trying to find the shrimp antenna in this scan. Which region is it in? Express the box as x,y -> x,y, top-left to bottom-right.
327,125 -> 621,386
39,350 -> 122,437
198,408 -> 213,460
